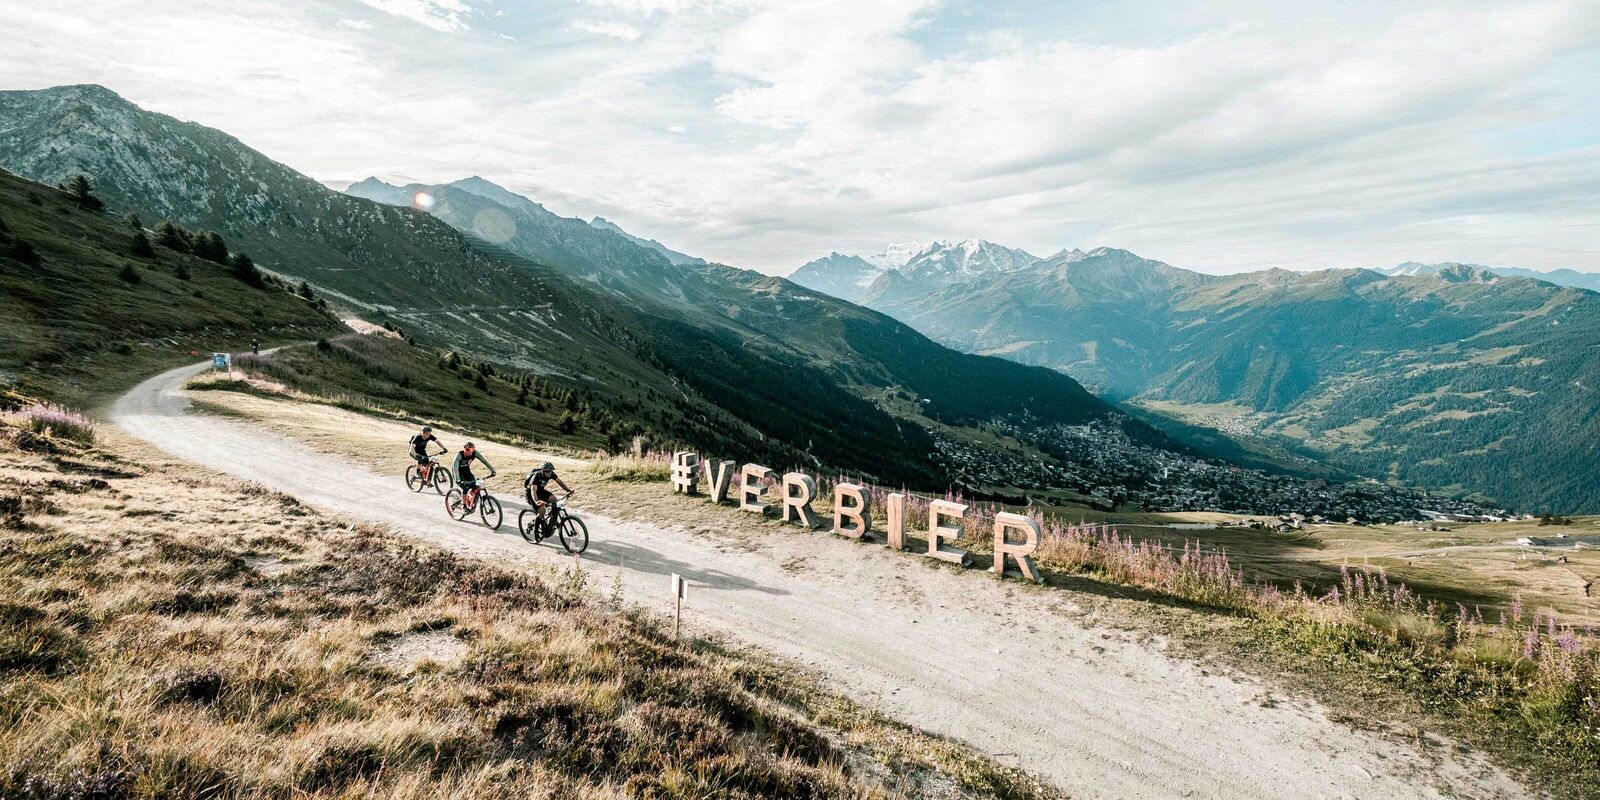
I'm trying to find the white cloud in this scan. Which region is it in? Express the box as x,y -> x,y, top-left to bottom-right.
356,0 -> 473,33
568,19 -> 643,42
579,0 -> 706,13
2,0 -> 1597,274
336,18 -> 375,30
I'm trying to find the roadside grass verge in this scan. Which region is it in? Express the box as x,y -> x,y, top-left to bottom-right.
585,463 -> 1599,798
866,485 -> 1600,796
1,403 -> 96,445
589,452 -> 673,483
0,414 -> 1059,799
202,334 -> 614,454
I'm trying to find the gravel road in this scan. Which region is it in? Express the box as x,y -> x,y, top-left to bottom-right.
111,359 -> 1532,800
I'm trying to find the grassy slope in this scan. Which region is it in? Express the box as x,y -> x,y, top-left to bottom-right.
0,170 -> 344,405
0,413 -> 1059,799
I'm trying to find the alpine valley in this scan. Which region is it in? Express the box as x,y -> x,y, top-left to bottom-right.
792,244 -> 1600,512
0,84 -> 1553,521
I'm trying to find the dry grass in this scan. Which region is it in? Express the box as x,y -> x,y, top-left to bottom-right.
132,388 -> 1600,796
0,415 -> 1060,800
2,403 -> 97,445
588,453 -> 673,483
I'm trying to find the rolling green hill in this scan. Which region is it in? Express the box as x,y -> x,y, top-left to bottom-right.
0,168 -> 343,405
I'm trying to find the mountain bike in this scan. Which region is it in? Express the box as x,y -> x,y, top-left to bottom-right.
405,454 -> 451,495
518,494 -> 587,553
445,479 -> 503,530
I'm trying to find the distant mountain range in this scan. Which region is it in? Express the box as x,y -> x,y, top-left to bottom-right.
0,83 -> 1205,498
791,244 -> 1600,511
1376,261 -> 1600,293
791,239 -> 1039,304
1,83 -> 1554,518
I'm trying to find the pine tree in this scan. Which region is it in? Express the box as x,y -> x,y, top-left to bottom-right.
194,231 -> 229,264
230,252 -> 264,288
474,373 -> 489,393
62,175 -> 104,211
123,211 -> 143,230
154,221 -> 190,252
558,411 -> 578,434
297,280 -> 315,300
130,229 -> 155,258
516,385 -> 529,406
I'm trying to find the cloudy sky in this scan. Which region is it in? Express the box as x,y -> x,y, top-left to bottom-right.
3,0 -> 1598,274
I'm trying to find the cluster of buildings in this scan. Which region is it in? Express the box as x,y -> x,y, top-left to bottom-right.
933,419 -> 1506,524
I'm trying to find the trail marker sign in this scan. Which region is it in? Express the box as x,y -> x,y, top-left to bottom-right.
212,352 -> 232,379
670,573 -> 687,638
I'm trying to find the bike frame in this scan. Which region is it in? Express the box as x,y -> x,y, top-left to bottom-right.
537,496 -> 570,529
461,480 -> 492,510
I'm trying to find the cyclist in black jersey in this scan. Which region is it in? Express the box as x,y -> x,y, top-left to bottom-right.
409,425 -> 446,466
524,461 -> 573,526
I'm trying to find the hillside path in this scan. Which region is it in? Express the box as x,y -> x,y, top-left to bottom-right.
111,360 -> 1533,800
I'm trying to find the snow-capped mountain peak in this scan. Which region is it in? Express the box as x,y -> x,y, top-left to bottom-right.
863,241 -> 930,270
789,238 -> 1042,302
899,239 -> 1039,284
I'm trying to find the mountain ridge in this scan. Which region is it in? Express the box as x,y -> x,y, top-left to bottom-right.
828,243 -> 1600,510
0,83 -> 1519,519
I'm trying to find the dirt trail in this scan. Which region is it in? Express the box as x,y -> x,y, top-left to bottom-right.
112,360 -> 1533,800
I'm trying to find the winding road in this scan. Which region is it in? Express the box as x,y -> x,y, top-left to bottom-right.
111,359 -> 1532,800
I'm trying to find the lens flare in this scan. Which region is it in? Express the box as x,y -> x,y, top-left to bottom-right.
412,191 -> 435,211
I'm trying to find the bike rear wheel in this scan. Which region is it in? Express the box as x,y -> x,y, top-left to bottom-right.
558,515 -> 589,554
405,464 -> 424,492
479,495 -> 503,530
518,509 -> 541,544
444,488 -> 471,520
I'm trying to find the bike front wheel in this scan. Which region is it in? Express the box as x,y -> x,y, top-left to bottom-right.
558,515 -> 589,554
444,488 -> 471,520
431,466 -> 450,494
405,464 -> 425,492
479,495 -> 503,530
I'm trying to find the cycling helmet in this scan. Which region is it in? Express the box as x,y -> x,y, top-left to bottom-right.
541,461 -> 554,471
422,425 -> 432,432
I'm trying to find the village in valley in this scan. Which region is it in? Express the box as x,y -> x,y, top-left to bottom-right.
932,419 -> 1521,525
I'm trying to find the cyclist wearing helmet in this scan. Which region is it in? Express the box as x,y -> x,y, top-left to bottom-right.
524,461 -> 573,523
409,425 -> 446,466
452,442 -> 497,502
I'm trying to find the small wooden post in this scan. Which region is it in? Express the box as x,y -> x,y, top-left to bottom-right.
670,573 -> 687,639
